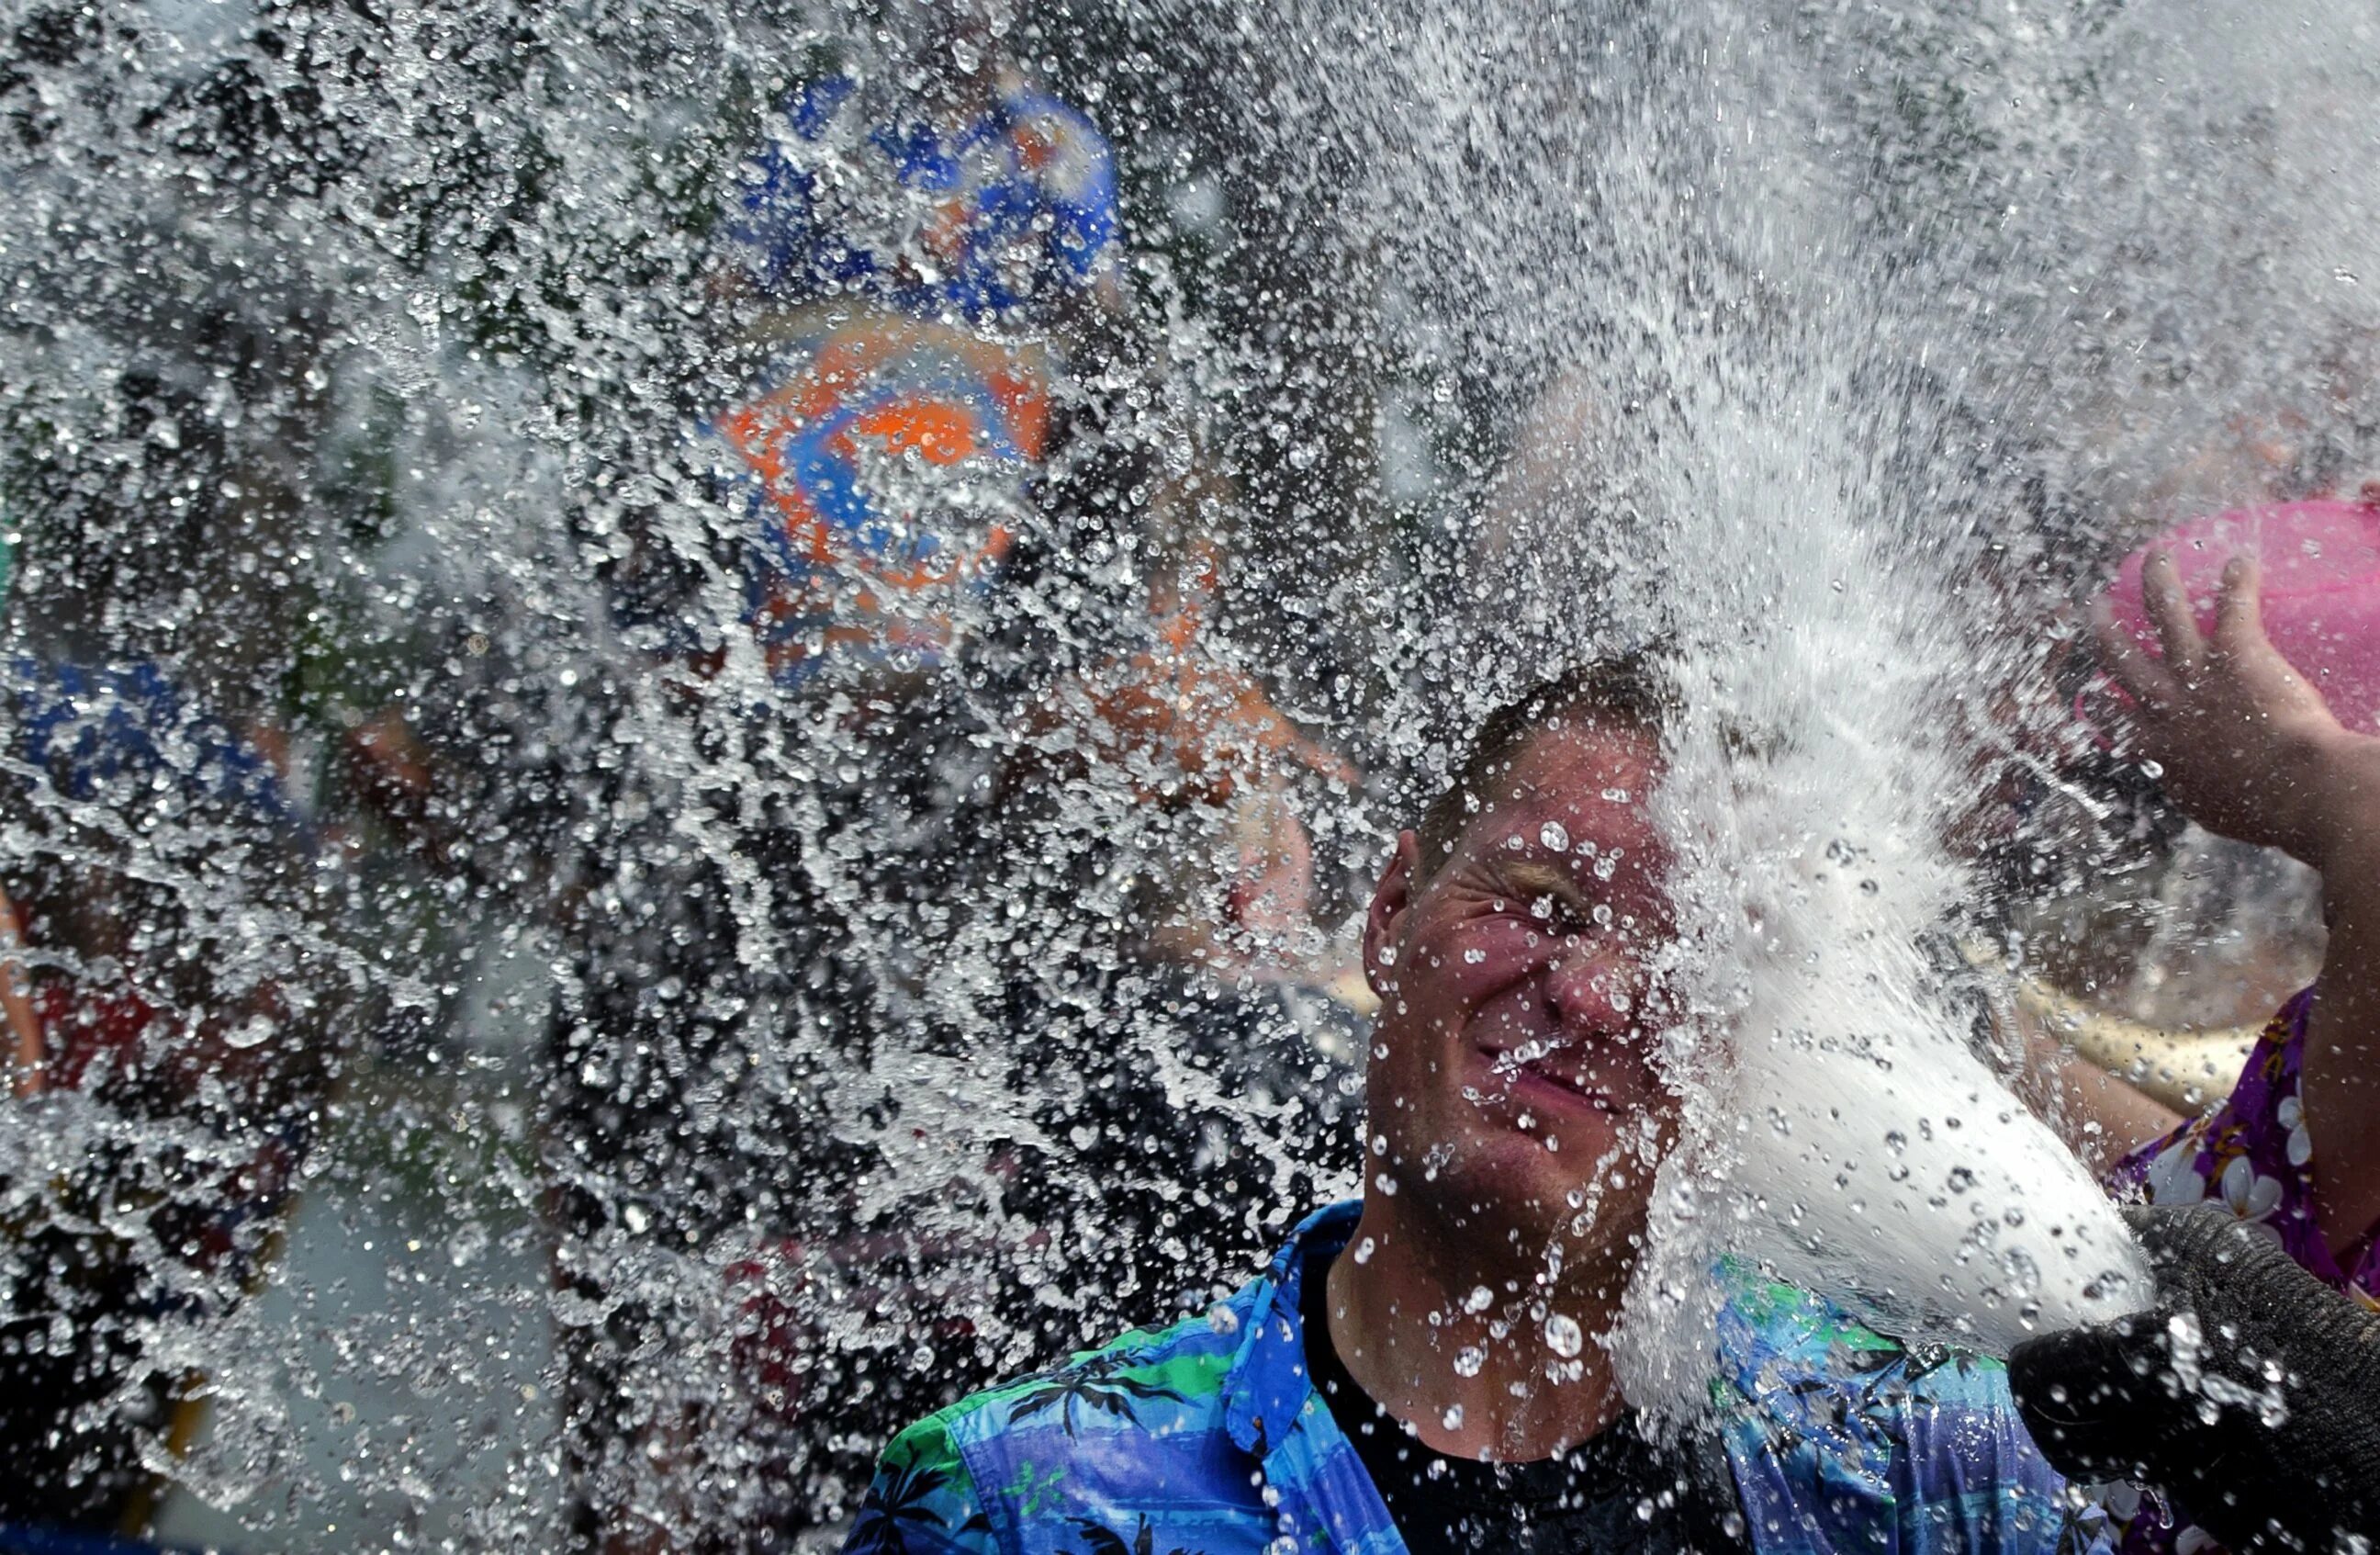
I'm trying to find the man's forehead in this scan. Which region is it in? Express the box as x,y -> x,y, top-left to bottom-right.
1469,723 -> 1663,854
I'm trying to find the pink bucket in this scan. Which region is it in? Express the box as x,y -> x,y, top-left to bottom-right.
2103,499 -> 2380,734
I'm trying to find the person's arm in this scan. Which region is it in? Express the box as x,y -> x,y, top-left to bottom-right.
0,885 -> 43,1096
2095,549 -> 2380,1256
2003,1001 -> 2182,1175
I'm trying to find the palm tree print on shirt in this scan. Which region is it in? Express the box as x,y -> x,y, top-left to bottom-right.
1065,1515 -> 1207,1555
845,1455 -> 992,1555
1006,1349 -> 1187,1437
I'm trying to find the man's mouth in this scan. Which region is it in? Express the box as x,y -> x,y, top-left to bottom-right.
1480,1042 -> 1615,1112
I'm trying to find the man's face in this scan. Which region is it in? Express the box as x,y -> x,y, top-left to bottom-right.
1362,721 -> 1676,1263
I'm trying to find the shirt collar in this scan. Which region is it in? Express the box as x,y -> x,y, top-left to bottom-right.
1220,1199 -> 1360,1455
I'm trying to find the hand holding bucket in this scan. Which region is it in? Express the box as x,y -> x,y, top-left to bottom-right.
2099,498 -> 2380,733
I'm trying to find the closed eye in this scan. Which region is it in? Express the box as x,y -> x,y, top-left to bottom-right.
1499,862 -> 1595,936
1526,892 -> 1589,936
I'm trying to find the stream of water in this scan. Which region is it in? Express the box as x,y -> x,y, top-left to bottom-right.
2,0 -> 2374,1546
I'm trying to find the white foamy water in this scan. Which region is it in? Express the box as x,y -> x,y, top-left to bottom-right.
15,0 -> 2380,1538
1628,365 -> 2150,1375
1564,309 -> 2152,1398
1274,3 -> 2154,1382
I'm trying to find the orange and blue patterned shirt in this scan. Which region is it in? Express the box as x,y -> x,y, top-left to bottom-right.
713,71 -> 1119,685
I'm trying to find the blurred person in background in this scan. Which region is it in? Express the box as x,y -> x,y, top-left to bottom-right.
542,17 -> 1136,1533
351,4 -> 1363,1546
2071,547 -> 2380,1555
1990,328 -> 2380,1058
679,21 -> 1369,1532
0,658 -> 342,1552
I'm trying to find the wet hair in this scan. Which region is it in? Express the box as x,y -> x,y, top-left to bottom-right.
1414,652 -> 1672,881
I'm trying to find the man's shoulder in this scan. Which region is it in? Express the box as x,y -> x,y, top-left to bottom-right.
1717,1259 -> 2006,1369
866,1294 -> 1264,1545
925,1304 -> 1248,1454
1710,1264 -> 2090,1555
850,1203 -> 1365,1555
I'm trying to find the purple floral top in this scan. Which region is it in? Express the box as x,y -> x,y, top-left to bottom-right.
2098,986 -> 2380,1555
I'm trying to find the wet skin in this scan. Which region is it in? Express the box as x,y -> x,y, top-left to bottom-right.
1362,718 -> 1677,1251
1327,717 -> 1678,1461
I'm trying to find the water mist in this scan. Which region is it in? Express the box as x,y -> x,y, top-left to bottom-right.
1622,357 -> 2150,1398
1280,4 -> 2159,1392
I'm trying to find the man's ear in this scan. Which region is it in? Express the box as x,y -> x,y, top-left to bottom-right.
1364,829 -> 1424,1000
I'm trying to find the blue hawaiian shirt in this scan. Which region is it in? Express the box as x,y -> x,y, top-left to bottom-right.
842,1201 -> 2099,1555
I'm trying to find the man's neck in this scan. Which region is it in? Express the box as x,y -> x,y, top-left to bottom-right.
1321,1190 -> 1630,1463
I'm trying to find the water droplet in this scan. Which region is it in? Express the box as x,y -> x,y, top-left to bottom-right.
446,1224 -> 487,1268
1440,1404 -> 1465,1431
1538,821 -> 1569,851
1464,1285 -> 1493,1313
1454,1346 -> 1485,1377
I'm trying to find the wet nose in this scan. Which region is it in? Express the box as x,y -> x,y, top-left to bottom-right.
1544,942 -> 1637,1037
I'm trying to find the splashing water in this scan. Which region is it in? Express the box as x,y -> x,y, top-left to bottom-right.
1629,355 -> 2151,1375
4,0 -> 2376,1543
1245,0 -> 2159,1369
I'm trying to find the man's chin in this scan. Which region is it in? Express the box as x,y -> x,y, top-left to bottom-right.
1424,1123 -> 1634,1231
